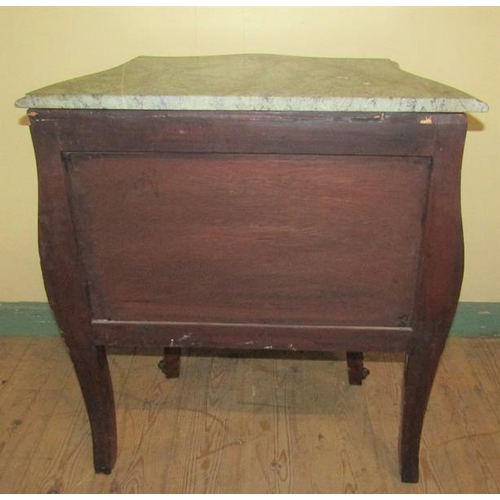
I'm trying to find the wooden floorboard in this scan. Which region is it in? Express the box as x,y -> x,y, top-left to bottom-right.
0,336 -> 499,493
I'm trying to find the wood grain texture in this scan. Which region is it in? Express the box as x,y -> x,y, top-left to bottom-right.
67,153 -> 428,327
46,110 -> 438,156
1,336 -> 500,493
0,338 -> 73,493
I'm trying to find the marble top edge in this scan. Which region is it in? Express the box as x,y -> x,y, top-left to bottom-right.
15,94 -> 489,113
15,54 -> 489,113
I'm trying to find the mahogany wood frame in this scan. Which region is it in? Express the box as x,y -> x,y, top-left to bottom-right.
28,109 -> 467,483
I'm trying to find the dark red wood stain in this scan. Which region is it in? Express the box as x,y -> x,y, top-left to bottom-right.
29,110 -> 467,482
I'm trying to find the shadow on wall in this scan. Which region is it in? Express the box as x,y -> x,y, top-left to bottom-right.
466,114 -> 484,131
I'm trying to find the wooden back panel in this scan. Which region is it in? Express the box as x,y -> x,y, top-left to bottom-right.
67,152 -> 430,328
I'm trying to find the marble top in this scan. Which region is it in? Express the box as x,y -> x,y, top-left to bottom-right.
15,54 -> 488,113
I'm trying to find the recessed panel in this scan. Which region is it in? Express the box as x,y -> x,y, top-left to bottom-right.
67,153 -> 430,327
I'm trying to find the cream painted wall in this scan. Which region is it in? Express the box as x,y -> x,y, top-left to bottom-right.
1,6 -> 499,302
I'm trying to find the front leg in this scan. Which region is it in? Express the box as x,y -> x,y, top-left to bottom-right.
399,342 -> 445,483
65,339 -> 117,474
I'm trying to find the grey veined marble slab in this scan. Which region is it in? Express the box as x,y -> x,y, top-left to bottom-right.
15,54 -> 489,113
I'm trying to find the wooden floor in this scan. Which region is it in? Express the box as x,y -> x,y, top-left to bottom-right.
0,336 -> 499,493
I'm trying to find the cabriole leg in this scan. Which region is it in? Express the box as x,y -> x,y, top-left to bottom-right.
399,345 -> 443,483
65,340 -> 117,474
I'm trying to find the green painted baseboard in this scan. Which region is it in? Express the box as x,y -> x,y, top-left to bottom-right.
0,302 -> 60,336
1,301 -> 499,337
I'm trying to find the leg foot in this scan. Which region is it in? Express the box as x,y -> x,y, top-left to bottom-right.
95,464 -> 113,475
346,351 -> 369,385
401,463 -> 419,483
64,342 -> 117,474
399,344 -> 445,484
159,347 -> 181,378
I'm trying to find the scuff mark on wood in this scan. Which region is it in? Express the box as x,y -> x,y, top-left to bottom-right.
196,439 -> 244,459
